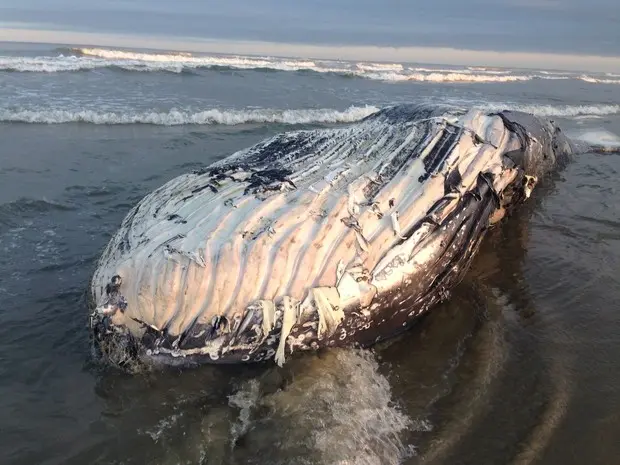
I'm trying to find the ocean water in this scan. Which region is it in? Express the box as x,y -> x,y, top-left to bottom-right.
1,42 -> 620,465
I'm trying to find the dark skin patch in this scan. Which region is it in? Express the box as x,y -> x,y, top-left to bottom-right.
477,172 -> 501,208
191,183 -> 218,194
444,168 -> 462,195
167,214 -> 187,224
243,168 -> 296,195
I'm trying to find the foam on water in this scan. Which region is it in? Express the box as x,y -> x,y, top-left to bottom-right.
467,66 -> 512,75
571,129 -> 620,151
228,379 -> 261,448
579,76 -> 620,85
140,413 -> 184,443
355,62 -> 404,72
225,350 -> 417,465
78,47 -> 320,72
369,72 -> 532,83
0,105 -> 380,125
1,102 -> 618,125
479,103 -> 620,118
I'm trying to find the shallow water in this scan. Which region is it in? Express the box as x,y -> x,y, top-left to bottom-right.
1,43 -> 620,465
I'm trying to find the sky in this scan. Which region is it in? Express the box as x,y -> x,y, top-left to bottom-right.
0,0 -> 619,70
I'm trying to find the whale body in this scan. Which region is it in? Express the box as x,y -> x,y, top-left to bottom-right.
89,104 -> 575,368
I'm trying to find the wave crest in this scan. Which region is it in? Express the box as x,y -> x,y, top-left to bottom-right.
578,76 -> 620,85
370,72 -> 532,83
0,105 -> 380,125
3,48 -> 619,85
76,47 -> 319,72
480,103 -> 620,118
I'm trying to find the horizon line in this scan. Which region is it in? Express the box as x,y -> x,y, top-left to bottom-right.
1,27 -> 620,73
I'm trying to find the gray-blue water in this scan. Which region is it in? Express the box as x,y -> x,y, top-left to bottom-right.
1,42 -> 620,465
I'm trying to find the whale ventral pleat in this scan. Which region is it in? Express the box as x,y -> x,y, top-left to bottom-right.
89,103 -> 574,369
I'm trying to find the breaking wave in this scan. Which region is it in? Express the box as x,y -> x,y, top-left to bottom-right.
366,72 -> 531,83
77,47 -> 320,72
1,101 -> 618,126
0,105 -> 380,125
578,76 -> 620,85
480,103 -> 620,118
2,47 -> 619,84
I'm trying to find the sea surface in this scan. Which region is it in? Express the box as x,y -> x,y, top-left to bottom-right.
1,42 -> 620,465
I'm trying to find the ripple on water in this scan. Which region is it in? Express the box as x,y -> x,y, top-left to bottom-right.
0,198 -> 75,230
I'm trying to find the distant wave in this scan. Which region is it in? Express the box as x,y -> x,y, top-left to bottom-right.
355,62 -> 404,72
1,47 -> 618,85
578,76 -> 620,85
0,105 -> 380,125
77,47 -> 320,72
466,66 -> 512,75
366,72 -> 531,83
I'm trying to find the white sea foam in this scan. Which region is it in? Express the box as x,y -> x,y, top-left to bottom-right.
2,47 -> 617,85
140,413 -> 184,443
78,47 -> 320,72
225,350 -> 417,465
572,129 -> 620,148
479,103 -> 620,118
0,51 -> 320,73
356,62 -> 404,72
578,76 -> 620,85
393,72 -> 532,83
1,103 -> 617,125
0,56 -> 106,72
466,66 -> 512,75
540,70 -> 577,76
0,105 -> 380,125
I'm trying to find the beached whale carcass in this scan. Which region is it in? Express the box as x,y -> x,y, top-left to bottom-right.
89,104 -> 575,368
